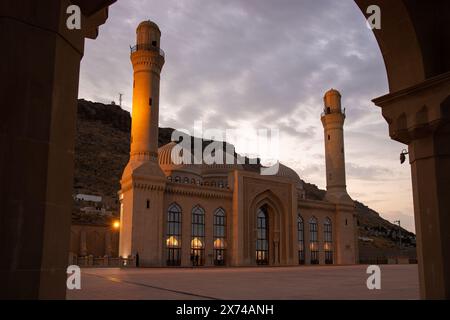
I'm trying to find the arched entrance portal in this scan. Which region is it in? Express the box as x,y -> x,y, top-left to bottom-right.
252,196 -> 283,266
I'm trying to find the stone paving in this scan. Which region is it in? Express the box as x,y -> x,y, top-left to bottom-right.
67,264 -> 419,300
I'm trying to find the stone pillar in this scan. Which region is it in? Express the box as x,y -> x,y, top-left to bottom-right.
273,240 -> 280,265
88,255 -> 94,266
373,73 -> 450,299
104,231 -> 112,256
103,255 -> 109,267
304,219 -> 311,265
79,230 -> 87,256
318,222 -> 325,265
0,0 -> 114,299
409,126 -> 450,298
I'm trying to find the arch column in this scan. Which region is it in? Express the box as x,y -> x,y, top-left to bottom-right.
356,0 -> 450,299
373,75 -> 450,299
303,215 -> 311,265
272,228 -> 281,265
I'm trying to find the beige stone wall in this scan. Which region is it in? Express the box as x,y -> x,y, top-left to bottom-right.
119,177 -> 166,266
298,200 -> 357,265
298,200 -> 336,265
335,204 -> 358,264
70,224 -> 119,257
163,184 -> 233,267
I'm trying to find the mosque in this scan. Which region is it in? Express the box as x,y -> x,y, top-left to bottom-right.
118,20 -> 358,267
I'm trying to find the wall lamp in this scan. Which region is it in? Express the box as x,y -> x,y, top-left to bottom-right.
400,149 -> 409,164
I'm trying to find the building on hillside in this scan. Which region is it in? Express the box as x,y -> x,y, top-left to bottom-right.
75,194 -> 102,203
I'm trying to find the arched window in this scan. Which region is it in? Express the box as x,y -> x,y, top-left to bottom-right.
191,205 -> 205,266
167,176 -> 172,182
183,177 -> 189,184
175,176 -> 180,183
298,214 -> 305,265
256,205 -> 269,265
309,216 -> 319,264
324,217 -> 333,264
166,203 -> 182,266
213,208 -> 226,266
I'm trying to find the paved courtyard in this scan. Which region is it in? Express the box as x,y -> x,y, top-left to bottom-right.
67,265 -> 419,300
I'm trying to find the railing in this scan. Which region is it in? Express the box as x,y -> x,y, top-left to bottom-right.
70,254 -> 136,268
321,107 -> 346,117
130,44 -> 165,58
359,256 -> 417,265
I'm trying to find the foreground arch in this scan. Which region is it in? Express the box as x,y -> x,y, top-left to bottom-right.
0,0 -> 116,299
355,0 -> 450,299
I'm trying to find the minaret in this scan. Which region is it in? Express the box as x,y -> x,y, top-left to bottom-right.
321,89 -> 357,265
321,89 -> 352,204
119,20 -> 166,266
130,20 -> 165,162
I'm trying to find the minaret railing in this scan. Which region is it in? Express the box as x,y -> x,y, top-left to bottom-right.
130,44 -> 165,58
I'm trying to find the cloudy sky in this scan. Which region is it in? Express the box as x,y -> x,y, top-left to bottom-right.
78,0 -> 415,232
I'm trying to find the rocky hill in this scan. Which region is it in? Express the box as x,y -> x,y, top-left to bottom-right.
74,99 -> 416,261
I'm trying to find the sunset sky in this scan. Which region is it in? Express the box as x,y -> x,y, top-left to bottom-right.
78,0 -> 415,232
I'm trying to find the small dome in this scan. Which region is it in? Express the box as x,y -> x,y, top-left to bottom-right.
324,88 -> 341,97
275,163 -> 304,189
137,20 -> 161,33
323,88 -> 342,112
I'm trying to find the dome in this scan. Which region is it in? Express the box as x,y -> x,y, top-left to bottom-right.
275,163 -> 304,189
158,142 -> 244,177
158,142 -> 177,166
158,142 -> 202,176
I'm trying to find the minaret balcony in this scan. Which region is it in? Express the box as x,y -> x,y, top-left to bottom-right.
130,44 -> 165,58
321,108 -> 346,118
